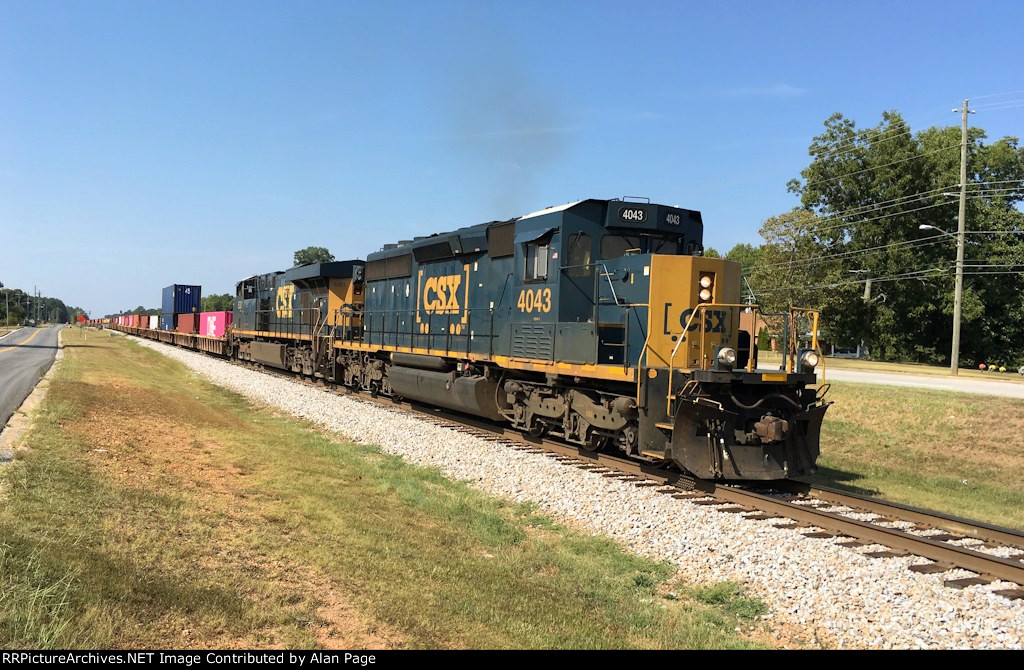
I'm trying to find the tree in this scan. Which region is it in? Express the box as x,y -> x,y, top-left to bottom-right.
294,246 -> 334,266
752,110 -> 1024,363
201,294 -> 234,312
702,247 -> 721,258
725,243 -> 762,274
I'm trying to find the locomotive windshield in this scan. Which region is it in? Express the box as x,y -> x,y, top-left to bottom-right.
601,233 -> 681,259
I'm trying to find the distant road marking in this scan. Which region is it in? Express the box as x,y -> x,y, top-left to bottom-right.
0,328 -> 44,354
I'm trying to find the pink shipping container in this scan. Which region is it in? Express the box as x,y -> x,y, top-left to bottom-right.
176,313 -> 198,334
199,311 -> 232,338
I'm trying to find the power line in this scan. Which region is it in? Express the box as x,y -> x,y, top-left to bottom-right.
803,107 -> 955,163
973,99 -> 1024,111
805,199 -> 957,236
743,235 -> 946,273
754,266 -> 948,296
807,120 -> 915,159
961,270 -> 1024,276
969,88 -> 1024,101
808,184 -> 958,221
779,188 -> 1019,241
798,144 -> 960,191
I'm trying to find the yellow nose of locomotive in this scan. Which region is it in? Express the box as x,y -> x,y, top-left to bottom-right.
644,254 -> 743,371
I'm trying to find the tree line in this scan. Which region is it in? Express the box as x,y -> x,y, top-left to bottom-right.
705,110 -> 1024,367
0,288 -> 86,325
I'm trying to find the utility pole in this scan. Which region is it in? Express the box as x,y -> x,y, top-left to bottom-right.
950,99 -> 974,375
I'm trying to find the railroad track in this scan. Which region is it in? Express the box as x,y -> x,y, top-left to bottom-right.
396,402 -> 1024,601
132,332 -> 1024,600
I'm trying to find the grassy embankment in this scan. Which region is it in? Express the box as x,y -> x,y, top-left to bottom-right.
804,381 -> 1024,529
0,329 -> 766,650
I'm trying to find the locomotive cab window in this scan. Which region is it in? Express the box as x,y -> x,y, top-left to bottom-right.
601,233 -> 681,259
525,241 -> 549,281
566,232 -> 592,277
650,237 -> 679,255
602,234 -> 643,259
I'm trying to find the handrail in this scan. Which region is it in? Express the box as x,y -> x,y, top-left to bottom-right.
665,304 -> 824,417
559,261 -> 626,307
667,303 -> 756,416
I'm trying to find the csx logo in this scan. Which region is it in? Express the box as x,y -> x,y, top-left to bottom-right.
276,285 -> 294,318
663,303 -> 731,337
422,274 -> 462,314
681,308 -> 728,333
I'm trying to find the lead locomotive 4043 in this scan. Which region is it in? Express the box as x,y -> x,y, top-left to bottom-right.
112,198 -> 830,480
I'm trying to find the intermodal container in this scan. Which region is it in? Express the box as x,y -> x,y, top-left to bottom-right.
162,285 -> 202,316
160,313 -> 175,331
199,311 -> 232,338
177,313 -> 198,334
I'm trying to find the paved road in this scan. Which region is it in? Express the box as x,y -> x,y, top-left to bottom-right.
0,326 -> 61,429
818,367 -> 1024,399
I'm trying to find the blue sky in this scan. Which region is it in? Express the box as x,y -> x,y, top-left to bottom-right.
2,0 -> 1023,315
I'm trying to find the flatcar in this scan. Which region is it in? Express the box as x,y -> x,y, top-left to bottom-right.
120,198 -> 830,481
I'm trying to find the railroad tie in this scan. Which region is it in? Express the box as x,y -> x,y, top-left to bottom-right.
944,577 -> 991,589
909,563 -> 954,574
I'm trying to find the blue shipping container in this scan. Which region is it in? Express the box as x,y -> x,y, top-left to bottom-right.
162,284 -> 202,315
160,313 -> 175,331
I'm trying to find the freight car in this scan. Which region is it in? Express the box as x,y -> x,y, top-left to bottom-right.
116,198 -> 830,481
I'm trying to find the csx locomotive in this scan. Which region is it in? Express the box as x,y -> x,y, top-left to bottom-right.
125,198 -> 830,480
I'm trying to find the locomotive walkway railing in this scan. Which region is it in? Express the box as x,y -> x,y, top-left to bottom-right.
349,307 -> 500,359
666,304 -> 824,417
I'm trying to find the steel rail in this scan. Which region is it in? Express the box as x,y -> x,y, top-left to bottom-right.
779,480 -> 1024,550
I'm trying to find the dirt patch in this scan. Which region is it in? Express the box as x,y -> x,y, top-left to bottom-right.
313,582 -> 402,649
62,372 -> 401,649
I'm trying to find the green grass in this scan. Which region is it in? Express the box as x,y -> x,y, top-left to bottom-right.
800,381 -> 1024,529
0,329 -> 767,649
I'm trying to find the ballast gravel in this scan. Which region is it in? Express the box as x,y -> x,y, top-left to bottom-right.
131,337 -> 1024,649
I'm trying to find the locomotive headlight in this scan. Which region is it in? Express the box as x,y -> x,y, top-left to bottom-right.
699,288 -> 712,302
800,350 -> 820,370
699,275 -> 713,289
717,347 -> 737,368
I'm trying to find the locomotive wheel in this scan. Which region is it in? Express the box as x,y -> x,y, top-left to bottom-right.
581,436 -> 610,453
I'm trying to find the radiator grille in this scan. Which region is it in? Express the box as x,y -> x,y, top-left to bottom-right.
511,324 -> 554,359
